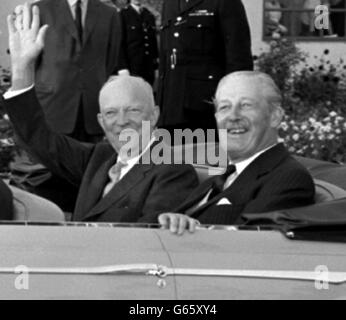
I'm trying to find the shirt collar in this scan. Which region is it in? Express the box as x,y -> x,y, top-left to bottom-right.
117,136 -> 156,167
231,143 -> 279,175
67,0 -> 87,7
130,3 -> 142,12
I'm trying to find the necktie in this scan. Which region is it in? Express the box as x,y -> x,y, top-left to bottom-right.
103,161 -> 127,197
208,164 -> 236,201
75,0 -> 83,43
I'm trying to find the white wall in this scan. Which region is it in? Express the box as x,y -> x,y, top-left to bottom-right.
242,0 -> 346,66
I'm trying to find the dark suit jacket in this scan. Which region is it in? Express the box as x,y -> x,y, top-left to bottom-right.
177,144 -> 315,225
0,179 -> 13,220
157,0 -> 253,127
120,5 -> 159,85
3,89 -> 199,223
35,0 -> 123,135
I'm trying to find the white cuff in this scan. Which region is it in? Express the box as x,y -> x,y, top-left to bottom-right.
3,84 -> 35,100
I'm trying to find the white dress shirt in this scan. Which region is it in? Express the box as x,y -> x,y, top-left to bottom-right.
103,137 -> 156,196
130,3 -> 142,13
188,143 -> 279,212
67,0 -> 88,27
223,143 -> 278,190
3,85 -> 34,100
116,136 -> 156,180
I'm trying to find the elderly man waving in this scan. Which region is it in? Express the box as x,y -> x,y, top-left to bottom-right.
2,4 -> 198,223
159,71 -> 316,234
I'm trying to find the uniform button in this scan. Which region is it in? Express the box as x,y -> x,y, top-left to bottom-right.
145,36 -> 148,39
145,43 -> 149,47
208,75 -> 214,80
145,51 -> 149,55
177,16 -> 182,22
174,32 -> 179,38
197,24 -> 202,28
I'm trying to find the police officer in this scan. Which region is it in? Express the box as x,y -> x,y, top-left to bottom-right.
158,0 -> 254,136
120,0 -> 159,85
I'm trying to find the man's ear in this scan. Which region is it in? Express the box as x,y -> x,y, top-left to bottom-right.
150,105 -> 160,128
97,113 -> 105,132
270,105 -> 284,128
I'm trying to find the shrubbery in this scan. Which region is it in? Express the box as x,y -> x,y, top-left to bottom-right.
256,39 -> 346,163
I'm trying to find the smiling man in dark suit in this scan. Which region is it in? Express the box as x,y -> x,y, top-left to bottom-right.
3,4 -> 198,223
160,71 -> 316,234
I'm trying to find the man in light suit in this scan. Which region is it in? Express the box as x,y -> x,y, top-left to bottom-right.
35,0 -> 124,142
3,5 -> 198,223
160,71 -> 316,234
157,0 -> 254,136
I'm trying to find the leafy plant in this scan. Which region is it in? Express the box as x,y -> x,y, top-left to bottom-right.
280,111 -> 346,164
255,38 -> 307,93
257,38 -> 346,164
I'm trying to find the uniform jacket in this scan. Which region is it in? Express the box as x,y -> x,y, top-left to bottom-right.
177,144 -> 316,225
120,5 -> 159,85
3,89 -> 199,223
35,0 -> 124,135
157,0 -> 254,127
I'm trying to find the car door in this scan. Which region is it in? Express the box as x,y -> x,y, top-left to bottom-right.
0,225 -> 176,299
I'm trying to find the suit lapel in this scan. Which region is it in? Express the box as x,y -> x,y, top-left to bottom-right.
179,178 -> 214,214
162,0 -> 182,24
74,152 -> 117,221
190,143 -> 289,218
83,163 -> 153,220
179,0 -> 204,16
82,140 -> 161,221
83,0 -> 100,46
128,4 -> 141,20
56,0 -> 80,44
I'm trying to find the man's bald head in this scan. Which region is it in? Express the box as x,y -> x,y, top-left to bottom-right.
99,75 -> 156,113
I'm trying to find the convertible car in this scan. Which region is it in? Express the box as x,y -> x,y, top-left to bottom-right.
1,151 -> 346,300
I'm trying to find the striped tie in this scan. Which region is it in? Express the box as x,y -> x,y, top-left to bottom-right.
103,161 -> 127,197
208,164 -> 236,200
